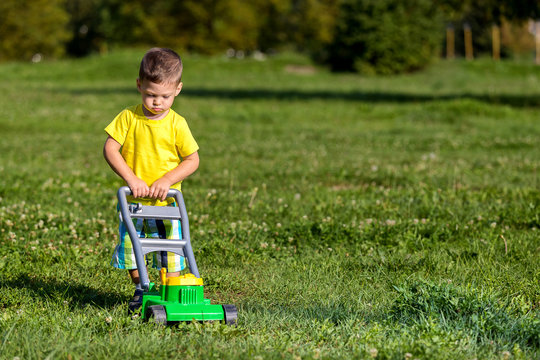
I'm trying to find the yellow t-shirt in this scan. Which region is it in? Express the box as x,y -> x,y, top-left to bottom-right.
105,104 -> 199,205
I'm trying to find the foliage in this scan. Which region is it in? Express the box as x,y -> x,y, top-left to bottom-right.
438,0 -> 540,22
317,0 -> 444,74
95,0 -> 259,53
2,0 -> 540,70
65,0 -> 107,57
253,0 -> 340,52
60,0 -> 339,56
491,0 -> 540,21
0,0 -> 71,61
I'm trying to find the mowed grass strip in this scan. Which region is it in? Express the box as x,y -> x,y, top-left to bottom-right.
0,50 -> 539,359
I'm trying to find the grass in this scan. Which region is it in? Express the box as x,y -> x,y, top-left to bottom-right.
0,49 -> 539,359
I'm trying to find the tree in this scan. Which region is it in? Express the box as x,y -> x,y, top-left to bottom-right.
488,0 -> 540,21
65,0 -> 105,56
253,0 -> 340,52
0,0 -> 71,61
437,0 -> 540,23
90,0 -> 259,54
318,0 -> 444,74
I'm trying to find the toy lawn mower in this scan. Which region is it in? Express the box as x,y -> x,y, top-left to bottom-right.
117,186 -> 237,325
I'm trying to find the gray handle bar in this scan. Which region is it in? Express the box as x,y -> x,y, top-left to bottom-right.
116,186 -> 199,290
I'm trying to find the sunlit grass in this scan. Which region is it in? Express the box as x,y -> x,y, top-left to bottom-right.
0,50 -> 539,359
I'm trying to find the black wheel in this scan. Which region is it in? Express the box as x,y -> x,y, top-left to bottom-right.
222,304 -> 238,326
146,305 -> 167,325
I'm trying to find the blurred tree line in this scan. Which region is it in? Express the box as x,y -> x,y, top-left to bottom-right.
1,0 -> 539,73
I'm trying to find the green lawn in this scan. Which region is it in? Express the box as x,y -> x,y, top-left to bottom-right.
0,49 -> 539,359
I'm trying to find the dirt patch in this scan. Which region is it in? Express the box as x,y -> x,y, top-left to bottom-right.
284,64 -> 317,75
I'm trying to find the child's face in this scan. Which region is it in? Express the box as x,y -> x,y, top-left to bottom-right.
137,79 -> 182,119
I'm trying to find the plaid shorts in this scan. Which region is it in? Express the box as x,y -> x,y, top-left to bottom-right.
111,204 -> 186,272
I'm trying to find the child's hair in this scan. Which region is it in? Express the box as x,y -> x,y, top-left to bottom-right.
139,48 -> 183,85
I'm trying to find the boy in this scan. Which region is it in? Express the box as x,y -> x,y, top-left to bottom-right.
103,48 -> 199,311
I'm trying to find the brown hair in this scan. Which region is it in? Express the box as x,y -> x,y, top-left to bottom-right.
139,48 -> 183,85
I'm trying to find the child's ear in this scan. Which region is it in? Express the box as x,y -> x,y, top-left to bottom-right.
136,78 -> 141,90
175,82 -> 183,96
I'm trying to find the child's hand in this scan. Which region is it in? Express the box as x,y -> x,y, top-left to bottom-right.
149,176 -> 173,201
127,177 -> 150,199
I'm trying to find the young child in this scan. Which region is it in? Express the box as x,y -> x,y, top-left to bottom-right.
103,48 -> 199,311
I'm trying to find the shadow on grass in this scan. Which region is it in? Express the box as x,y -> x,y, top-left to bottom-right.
60,86 -> 540,108
0,273 -> 125,309
185,88 -> 540,108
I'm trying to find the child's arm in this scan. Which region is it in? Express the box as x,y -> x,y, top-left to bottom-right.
149,151 -> 200,201
103,136 -> 150,198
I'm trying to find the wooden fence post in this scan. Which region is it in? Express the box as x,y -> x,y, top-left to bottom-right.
492,24 -> 500,60
536,20 -> 540,65
446,24 -> 455,59
464,23 -> 474,60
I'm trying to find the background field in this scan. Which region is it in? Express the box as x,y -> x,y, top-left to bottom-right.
0,49 -> 539,359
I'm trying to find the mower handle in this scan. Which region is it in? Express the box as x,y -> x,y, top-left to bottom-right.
117,185 -> 182,202
116,186 -> 199,290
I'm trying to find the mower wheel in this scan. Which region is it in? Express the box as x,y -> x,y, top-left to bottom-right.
222,304 -> 238,326
147,305 -> 167,325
